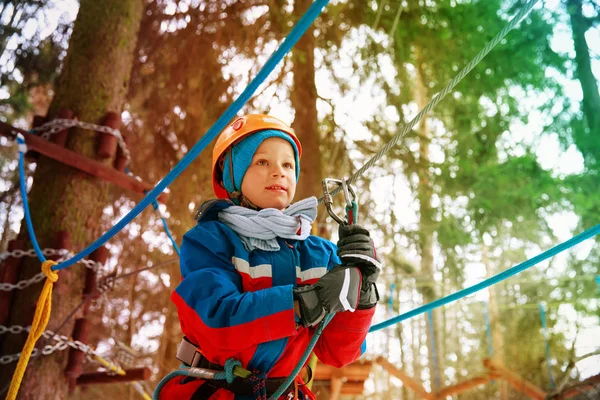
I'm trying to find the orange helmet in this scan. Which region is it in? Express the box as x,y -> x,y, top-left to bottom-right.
212,114 -> 302,199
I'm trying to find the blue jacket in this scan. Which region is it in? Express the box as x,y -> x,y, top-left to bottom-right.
171,200 -> 375,379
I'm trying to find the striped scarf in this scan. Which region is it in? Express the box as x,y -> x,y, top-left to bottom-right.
218,197 -> 318,252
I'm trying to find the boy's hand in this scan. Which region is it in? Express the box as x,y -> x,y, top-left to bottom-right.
337,224 -> 382,274
293,266 -> 361,327
337,224 -> 381,309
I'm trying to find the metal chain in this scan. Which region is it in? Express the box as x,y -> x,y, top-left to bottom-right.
0,248 -> 67,263
0,248 -> 104,291
31,118 -> 131,162
0,326 -> 120,371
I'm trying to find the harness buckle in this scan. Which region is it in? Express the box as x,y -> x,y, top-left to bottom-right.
322,178 -> 357,225
176,337 -> 203,367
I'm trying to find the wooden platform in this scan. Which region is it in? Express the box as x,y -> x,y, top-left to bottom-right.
313,360 -> 374,399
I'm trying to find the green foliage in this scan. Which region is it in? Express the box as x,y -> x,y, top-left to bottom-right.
0,1 -> 70,121
466,153 -> 561,232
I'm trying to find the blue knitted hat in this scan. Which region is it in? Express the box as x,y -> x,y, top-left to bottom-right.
222,129 -> 300,193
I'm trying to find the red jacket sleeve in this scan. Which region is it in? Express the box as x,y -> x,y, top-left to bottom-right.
313,307 -> 375,368
312,244 -> 376,367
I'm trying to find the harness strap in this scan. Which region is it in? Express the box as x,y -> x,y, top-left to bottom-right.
176,337 -> 311,398
191,381 -> 222,400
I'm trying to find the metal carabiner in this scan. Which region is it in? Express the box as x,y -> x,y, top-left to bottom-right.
322,178 -> 357,225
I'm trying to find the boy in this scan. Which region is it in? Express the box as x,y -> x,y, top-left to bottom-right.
161,114 -> 381,399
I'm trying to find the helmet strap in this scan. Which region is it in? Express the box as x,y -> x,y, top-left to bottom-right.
229,191 -> 261,211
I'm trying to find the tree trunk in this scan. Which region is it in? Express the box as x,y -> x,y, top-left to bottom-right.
0,1 -> 143,398
413,48 -> 443,393
156,263 -> 181,381
0,194 -> 15,252
567,0 -> 600,163
483,243 -> 508,400
410,288 -> 421,400
290,0 -> 322,208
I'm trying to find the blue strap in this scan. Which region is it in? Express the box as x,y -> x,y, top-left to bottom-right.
17,135 -> 46,262
150,199 -> 181,256
388,283 -> 396,314
52,0 -> 330,271
539,303 -> 555,389
370,224 -> 600,332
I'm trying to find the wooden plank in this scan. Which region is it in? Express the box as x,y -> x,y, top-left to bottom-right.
330,376 -> 343,400
340,381 -> 366,395
556,373 -> 600,399
436,375 -> 493,398
0,122 -> 168,203
484,359 -> 547,400
376,356 -> 434,400
76,367 -> 151,385
314,362 -> 373,381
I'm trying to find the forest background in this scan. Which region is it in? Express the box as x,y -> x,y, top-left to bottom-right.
0,0 -> 599,399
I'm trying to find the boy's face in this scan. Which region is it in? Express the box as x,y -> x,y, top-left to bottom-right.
241,137 -> 297,210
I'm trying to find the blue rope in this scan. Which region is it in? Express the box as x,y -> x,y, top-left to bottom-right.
370,224 -> 600,332
268,314 -> 334,400
152,368 -> 190,400
151,199 -> 181,256
50,0 -> 330,271
388,283 -> 396,314
483,302 -> 494,358
539,303 -> 556,389
214,358 -> 242,384
427,310 -> 441,390
16,135 -> 46,262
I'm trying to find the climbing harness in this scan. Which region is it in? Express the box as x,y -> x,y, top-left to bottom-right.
153,337 -> 308,399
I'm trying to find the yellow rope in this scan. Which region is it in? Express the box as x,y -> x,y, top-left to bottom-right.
91,355 -> 126,376
7,260 -> 58,400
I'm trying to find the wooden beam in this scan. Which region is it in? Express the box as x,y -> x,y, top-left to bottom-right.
0,122 -> 168,203
314,362 -> 373,381
76,367 -> 151,385
330,376 -> 343,400
484,359 -> 547,400
555,373 -> 600,399
340,381 -> 366,395
376,356 -> 434,400
436,375 -> 493,398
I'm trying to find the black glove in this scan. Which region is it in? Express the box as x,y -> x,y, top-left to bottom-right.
337,224 -> 382,309
293,266 -> 362,327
